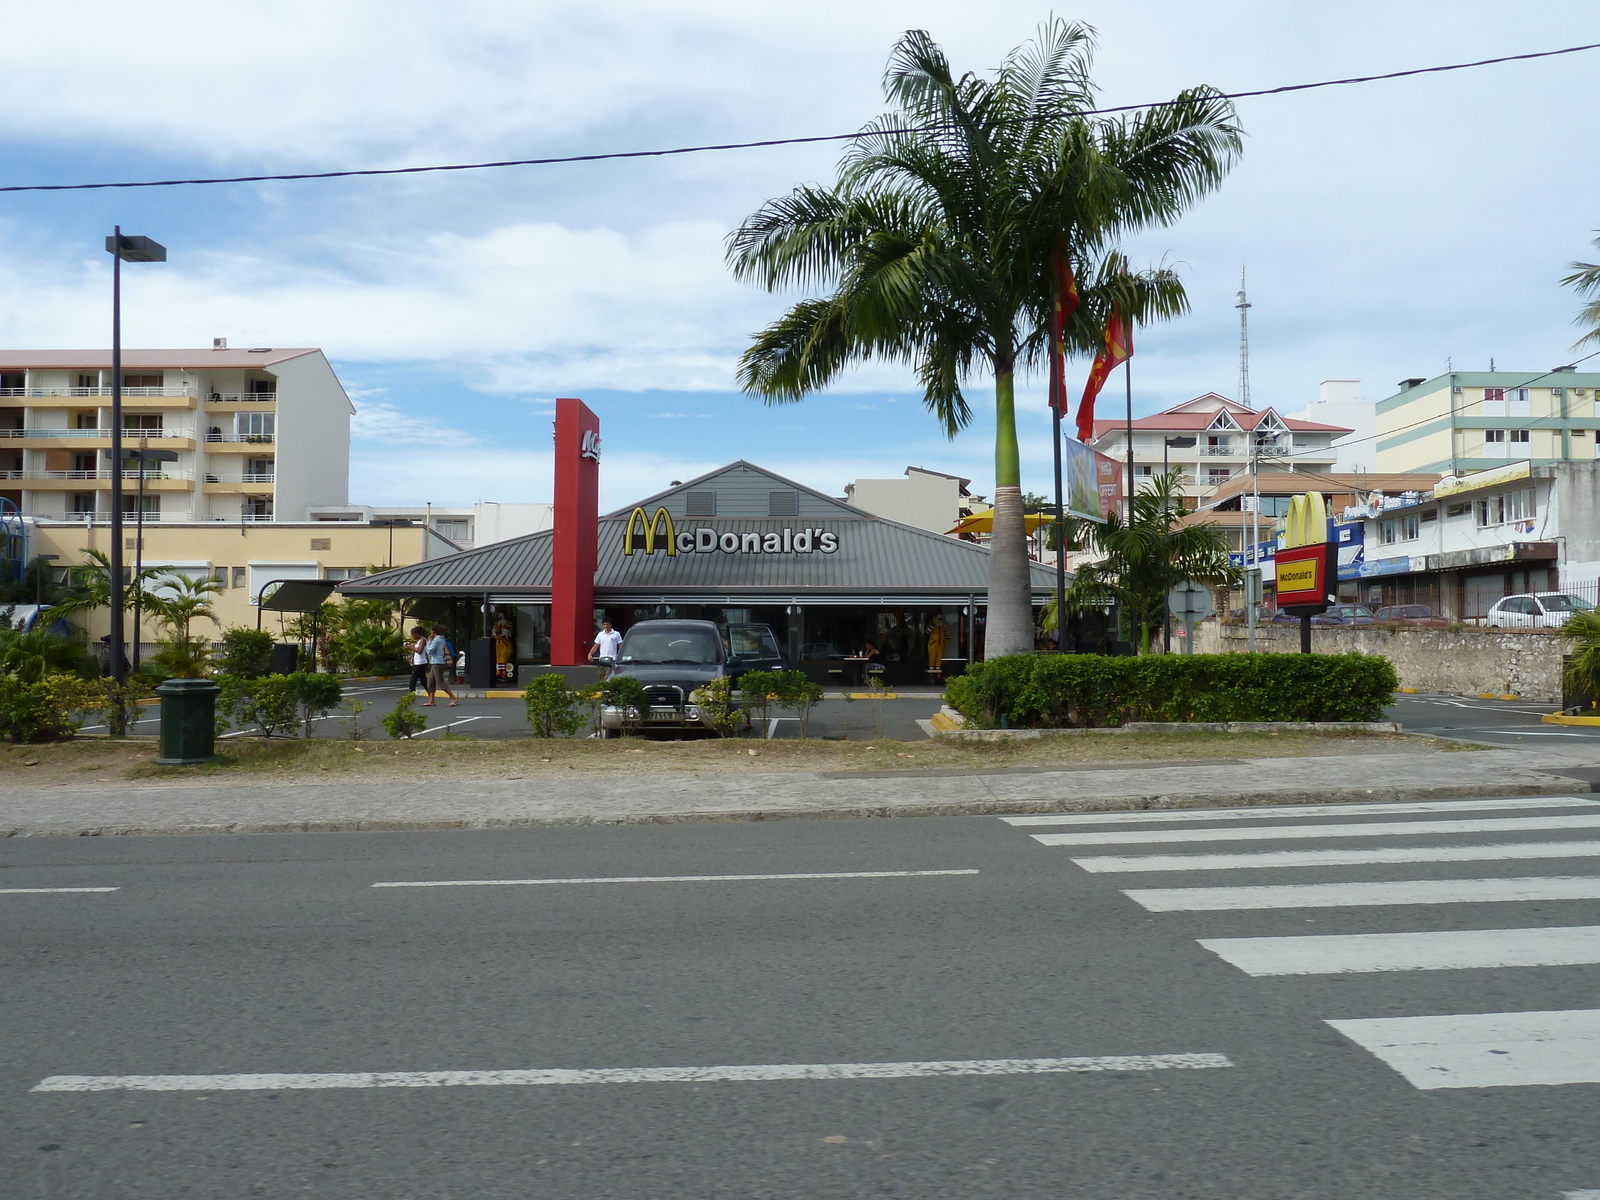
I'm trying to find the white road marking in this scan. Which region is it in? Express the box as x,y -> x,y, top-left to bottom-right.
408,715 -> 503,736
30,1052 -> 1233,1093
1327,1009 -> 1600,1090
0,887 -> 118,895
1200,926 -> 1600,976
1032,814 -> 1600,848
1563,1191 -> 1600,1198
1003,797 -> 1595,827
1125,876 -> 1600,912
373,869 -> 980,888
1071,841 -> 1600,873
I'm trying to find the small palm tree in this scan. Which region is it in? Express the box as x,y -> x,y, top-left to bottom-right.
1044,469 -> 1237,654
46,549 -> 167,628
729,20 -> 1241,656
0,628 -> 98,683
149,572 -> 222,641
1561,231 -> 1600,347
1561,610 -> 1600,710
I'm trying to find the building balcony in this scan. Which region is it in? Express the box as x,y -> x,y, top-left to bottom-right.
202,433 -> 275,448
0,428 -> 196,450
202,473 -> 275,493
1,387 -> 197,410
15,469 -> 195,490
204,392 -> 277,409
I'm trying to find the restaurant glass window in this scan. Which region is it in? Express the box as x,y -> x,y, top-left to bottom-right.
514,605 -> 552,663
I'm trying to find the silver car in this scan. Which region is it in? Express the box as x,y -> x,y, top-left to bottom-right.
1481,592 -> 1595,629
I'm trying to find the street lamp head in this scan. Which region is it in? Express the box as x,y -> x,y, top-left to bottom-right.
106,234 -> 166,263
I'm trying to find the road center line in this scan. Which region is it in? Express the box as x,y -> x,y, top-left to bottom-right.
1003,797 -> 1595,827
373,869 -> 980,888
1032,814 -> 1600,847
31,1052 -> 1233,1093
0,887 -> 119,895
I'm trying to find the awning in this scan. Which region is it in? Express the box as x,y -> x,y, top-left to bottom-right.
257,578 -> 340,613
945,510 -> 1055,536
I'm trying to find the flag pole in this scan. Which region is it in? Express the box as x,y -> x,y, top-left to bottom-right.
1053,403 -> 1066,655
1124,354 -> 1134,521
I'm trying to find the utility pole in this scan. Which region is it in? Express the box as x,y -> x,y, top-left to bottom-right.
1237,267 -> 1259,653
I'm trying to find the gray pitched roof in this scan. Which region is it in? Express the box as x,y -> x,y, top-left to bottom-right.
343,461 -> 1061,603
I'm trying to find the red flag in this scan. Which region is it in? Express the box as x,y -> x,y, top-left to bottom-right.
1074,308 -> 1133,443
1048,250 -> 1079,416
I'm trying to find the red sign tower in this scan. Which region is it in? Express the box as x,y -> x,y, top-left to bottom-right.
550,398 -> 601,665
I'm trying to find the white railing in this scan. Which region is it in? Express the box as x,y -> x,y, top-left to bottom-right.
0,469 -> 20,480
0,427 -> 191,439
0,386 -> 195,398
205,392 -> 276,403
240,511 -> 275,522
203,473 -> 275,484
20,468 -> 195,481
1201,445 -> 1238,456
203,432 -> 274,444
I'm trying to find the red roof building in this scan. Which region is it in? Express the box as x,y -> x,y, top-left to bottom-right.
1088,392 -> 1354,504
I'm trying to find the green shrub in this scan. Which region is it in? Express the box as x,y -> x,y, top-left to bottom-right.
946,652 -> 1398,728
0,628 -> 98,683
523,673 -> 586,737
737,669 -> 785,726
600,675 -> 649,734
771,670 -> 824,739
219,675 -> 299,737
689,675 -> 741,737
149,633 -> 212,679
289,672 -> 343,738
217,629 -> 276,678
384,691 -> 429,739
0,675 -> 97,742
331,623 -> 406,675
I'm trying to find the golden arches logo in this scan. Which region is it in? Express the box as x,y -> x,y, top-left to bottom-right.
622,506 -> 676,556
1282,492 -> 1326,549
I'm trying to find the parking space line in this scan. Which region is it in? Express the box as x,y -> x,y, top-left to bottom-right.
373,869 -> 980,888
31,1051 -> 1233,1092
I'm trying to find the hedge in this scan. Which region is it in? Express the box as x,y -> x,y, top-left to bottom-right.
944,652 -> 1398,728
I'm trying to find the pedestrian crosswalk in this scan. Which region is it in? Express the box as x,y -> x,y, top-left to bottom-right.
1003,795 -> 1600,1091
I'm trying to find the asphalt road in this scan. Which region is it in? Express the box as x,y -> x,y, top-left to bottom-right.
5,799 -> 1600,1198
1387,694 -> 1600,748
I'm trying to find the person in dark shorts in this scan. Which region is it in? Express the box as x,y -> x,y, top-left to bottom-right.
423,624 -> 458,706
407,626 -> 429,693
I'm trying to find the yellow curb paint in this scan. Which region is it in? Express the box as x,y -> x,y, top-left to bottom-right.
482,690 -> 524,699
1542,712 -> 1600,726
847,693 -> 898,700
929,711 -> 961,731
1497,693 -> 1521,701
1476,693 -> 1497,700
1397,687 -> 1418,694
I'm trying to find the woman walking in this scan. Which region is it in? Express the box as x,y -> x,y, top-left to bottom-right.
407,625 -> 429,694
422,623 -> 458,706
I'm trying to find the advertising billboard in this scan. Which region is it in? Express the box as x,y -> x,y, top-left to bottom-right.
1062,436 -> 1122,522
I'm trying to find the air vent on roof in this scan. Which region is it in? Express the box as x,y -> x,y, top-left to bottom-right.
768,490 -> 798,517
685,490 -> 716,517
248,347 -> 272,353
213,337 -> 227,350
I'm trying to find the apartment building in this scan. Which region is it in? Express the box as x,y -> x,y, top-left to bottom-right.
1089,393 -> 1352,504
841,467 -> 983,534
307,502 -> 554,549
0,345 -> 350,524
1374,369 -> 1600,475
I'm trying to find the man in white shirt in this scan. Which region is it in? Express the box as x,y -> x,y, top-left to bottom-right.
588,619 -> 622,677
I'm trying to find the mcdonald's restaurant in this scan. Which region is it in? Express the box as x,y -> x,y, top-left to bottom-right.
343,461 -> 1072,686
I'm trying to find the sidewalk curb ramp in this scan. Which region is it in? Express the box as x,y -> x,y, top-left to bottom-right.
1,775 -> 1585,838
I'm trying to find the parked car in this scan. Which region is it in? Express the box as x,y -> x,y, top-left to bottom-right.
1311,604 -> 1375,627
1481,592 -> 1597,629
1373,604 -> 1449,626
600,619 -> 785,734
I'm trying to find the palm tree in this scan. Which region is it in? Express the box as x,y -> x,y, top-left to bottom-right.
1044,469 -> 1237,654
0,628 -> 98,683
728,20 -> 1241,656
149,572 -> 222,641
1561,231 -> 1600,347
46,550 -> 168,633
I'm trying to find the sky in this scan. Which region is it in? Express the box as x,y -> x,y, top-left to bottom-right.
2,1 -> 1598,513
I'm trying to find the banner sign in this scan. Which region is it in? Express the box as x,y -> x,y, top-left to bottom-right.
1062,437 -> 1122,522
622,507 -> 839,556
1335,522 -> 1364,581
1273,543 -> 1331,608
1434,459 -> 1531,498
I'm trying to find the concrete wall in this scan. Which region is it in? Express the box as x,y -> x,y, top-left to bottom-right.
844,473 -> 961,532
273,352 -> 352,518
1195,620 -> 1572,702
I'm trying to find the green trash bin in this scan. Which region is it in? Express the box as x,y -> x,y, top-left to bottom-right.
155,678 -> 222,765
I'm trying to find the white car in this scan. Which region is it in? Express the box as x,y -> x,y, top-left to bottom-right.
1481,592 -> 1595,629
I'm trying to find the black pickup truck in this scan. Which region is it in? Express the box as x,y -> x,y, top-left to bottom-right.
599,619 -> 786,734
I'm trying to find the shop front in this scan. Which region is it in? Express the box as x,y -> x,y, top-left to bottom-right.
341,461 -> 1065,684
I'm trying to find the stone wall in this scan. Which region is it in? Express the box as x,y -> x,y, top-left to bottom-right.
1193,622 -> 1571,702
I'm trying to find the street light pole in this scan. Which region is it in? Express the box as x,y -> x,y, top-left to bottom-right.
127,447 -> 176,672
104,230 -> 166,683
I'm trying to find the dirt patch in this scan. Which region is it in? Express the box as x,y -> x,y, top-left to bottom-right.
0,727 -> 1467,789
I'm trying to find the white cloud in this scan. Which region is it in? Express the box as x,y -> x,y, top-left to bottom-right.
351,401 -> 480,448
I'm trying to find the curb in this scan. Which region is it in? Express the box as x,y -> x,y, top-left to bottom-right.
933,721 -> 1404,740
1,776 -> 1584,839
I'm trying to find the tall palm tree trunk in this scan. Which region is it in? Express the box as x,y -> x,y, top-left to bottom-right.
984,370 -> 1035,657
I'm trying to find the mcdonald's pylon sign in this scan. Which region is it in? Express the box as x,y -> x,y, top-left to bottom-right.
1281,492 -> 1327,550
623,506 -> 676,556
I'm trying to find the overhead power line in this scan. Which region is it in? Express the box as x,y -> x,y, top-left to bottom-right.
2,41 -> 1597,195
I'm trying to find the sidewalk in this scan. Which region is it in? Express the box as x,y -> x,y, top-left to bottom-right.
3,743 -> 1598,837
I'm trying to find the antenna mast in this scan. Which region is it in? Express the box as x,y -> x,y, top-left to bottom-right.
1235,266 -> 1252,409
